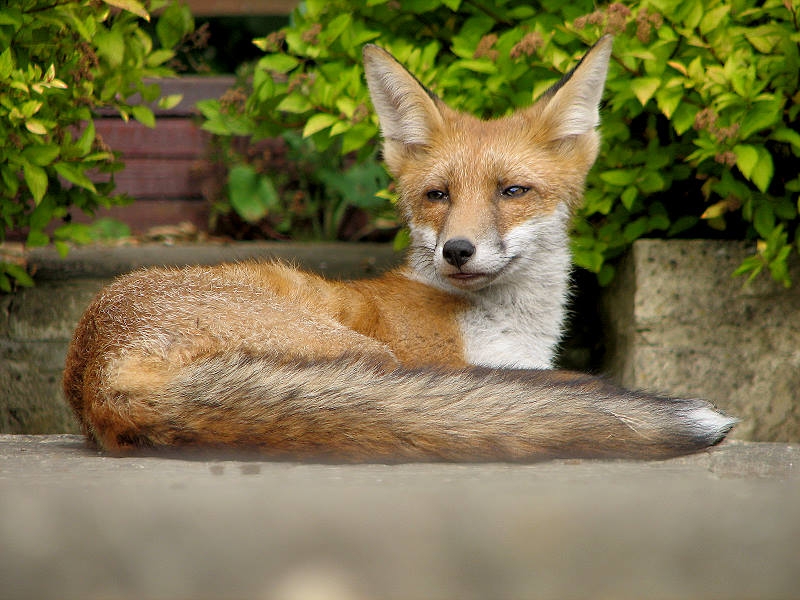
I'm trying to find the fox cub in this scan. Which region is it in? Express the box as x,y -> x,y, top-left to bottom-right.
63,36 -> 735,460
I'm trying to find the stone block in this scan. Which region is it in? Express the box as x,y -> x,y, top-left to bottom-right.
0,341 -> 79,433
604,239 -> 800,441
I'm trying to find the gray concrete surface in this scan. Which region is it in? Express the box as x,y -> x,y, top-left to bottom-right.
1,435 -> 799,599
605,239 -> 800,442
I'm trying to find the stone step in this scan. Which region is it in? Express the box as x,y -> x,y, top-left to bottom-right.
1,435 -> 798,600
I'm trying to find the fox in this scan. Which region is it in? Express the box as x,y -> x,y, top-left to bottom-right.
62,36 -> 735,461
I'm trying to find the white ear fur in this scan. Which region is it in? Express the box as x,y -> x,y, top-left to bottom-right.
362,45 -> 443,147
539,35 -> 613,140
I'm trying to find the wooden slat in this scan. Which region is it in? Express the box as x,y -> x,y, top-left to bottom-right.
184,0 -> 298,16
102,158 -> 207,200
96,76 -> 236,117
95,119 -> 210,159
153,76 -> 237,115
72,200 -> 209,234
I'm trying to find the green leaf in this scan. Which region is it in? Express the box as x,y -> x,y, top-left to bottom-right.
2,263 -> 34,288
258,54 -> 301,74
54,162 -> 97,193
739,99 -> 781,140
25,120 -> 48,135
324,13 -> 352,42
303,113 -> 339,138
655,87 -> 682,119
26,230 -> 50,247
88,217 -> 131,240
733,144 -> 759,180
157,94 -> 183,110
699,5 -> 728,34
146,49 -> 175,67
620,186 -> 638,210
22,145 -> 60,167
0,9 -> 23,28
751,147 -> 774,193
671,103 -> 697,135
2,165 -> 20,197
94,30 -> 126,68
771,128 -> 800,152
228,165 -> 279,223
599,169 -> 638,187
77,120 -> 96,156
102,0 -> 150,20
131,105 -> 156,128
341,123 -> 377,154
23,162 -> 48,204
54,241 -> 70,258
276,94 -> 313,114
630,77 -> 661,107
156,2 -> 193,49
623,217 -> 650,243
54,223 -> 94,245
0,47 -> 14,79
753,203 -> 775,239
452,59 -> 498,74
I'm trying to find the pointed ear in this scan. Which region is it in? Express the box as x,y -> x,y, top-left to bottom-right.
362,44 -> 444,151
535,35 -> 613,141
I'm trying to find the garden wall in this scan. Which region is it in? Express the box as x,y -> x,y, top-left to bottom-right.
1,239 -> 798,441
604,239 -> 800,442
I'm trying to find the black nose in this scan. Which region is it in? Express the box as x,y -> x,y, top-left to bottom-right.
442,238 -> 476,268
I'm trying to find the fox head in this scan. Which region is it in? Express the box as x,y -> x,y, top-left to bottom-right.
363,37 -> 612,294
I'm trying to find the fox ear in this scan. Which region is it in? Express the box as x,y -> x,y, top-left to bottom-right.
363,45 -> 444,153
534,35 -> 613,141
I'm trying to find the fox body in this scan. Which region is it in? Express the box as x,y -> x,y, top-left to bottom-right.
63,37 -> 735,460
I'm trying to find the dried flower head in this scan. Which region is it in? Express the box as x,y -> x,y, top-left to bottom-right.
474,33 -> 499,61
510,31 -> 544,59
302,23 -> 323,45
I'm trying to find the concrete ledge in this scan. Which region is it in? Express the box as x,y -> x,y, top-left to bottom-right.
604,239 -> 800,442
4,239 -> 799,442
1,435 -> 798,600
1,243 -> 402,434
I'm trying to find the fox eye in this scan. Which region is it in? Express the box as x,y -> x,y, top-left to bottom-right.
501,185 -> 530,198
426,189 -> 449,202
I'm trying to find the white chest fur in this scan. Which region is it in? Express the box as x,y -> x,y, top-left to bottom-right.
458,214 -> 573,369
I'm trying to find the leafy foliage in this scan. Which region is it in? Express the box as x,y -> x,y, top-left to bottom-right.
0,0 -> 193,291
202,130 -> 394,241
203,0 -> 799,285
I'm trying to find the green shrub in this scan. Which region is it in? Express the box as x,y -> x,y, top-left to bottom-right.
200,0 -> 799,285
0,0 -> 193,291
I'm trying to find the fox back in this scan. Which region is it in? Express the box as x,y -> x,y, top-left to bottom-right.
62,37 -> 735,460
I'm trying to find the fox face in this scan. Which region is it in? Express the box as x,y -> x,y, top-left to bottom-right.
363,37 -> 612,294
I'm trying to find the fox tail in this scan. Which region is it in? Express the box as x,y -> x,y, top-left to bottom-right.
66,351 -> 735,461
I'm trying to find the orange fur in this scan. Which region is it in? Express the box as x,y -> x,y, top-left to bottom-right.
62,38 -> 735,460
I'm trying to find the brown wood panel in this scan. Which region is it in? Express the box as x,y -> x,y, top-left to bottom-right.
96,119 -> 211,159
95,76 -> 236,117
152,76 -> 237,115
103,158 -> 207,199
183,0 -> 298,15
75,200 -> 209,234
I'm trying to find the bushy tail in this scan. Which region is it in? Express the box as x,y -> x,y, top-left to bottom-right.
72,351 -> 735,461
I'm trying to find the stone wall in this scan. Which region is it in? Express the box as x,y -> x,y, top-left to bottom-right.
604,239 -> 800,442
3,239 -> 798,441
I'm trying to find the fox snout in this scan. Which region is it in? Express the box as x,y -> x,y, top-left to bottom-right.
442,238 -> 476,268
